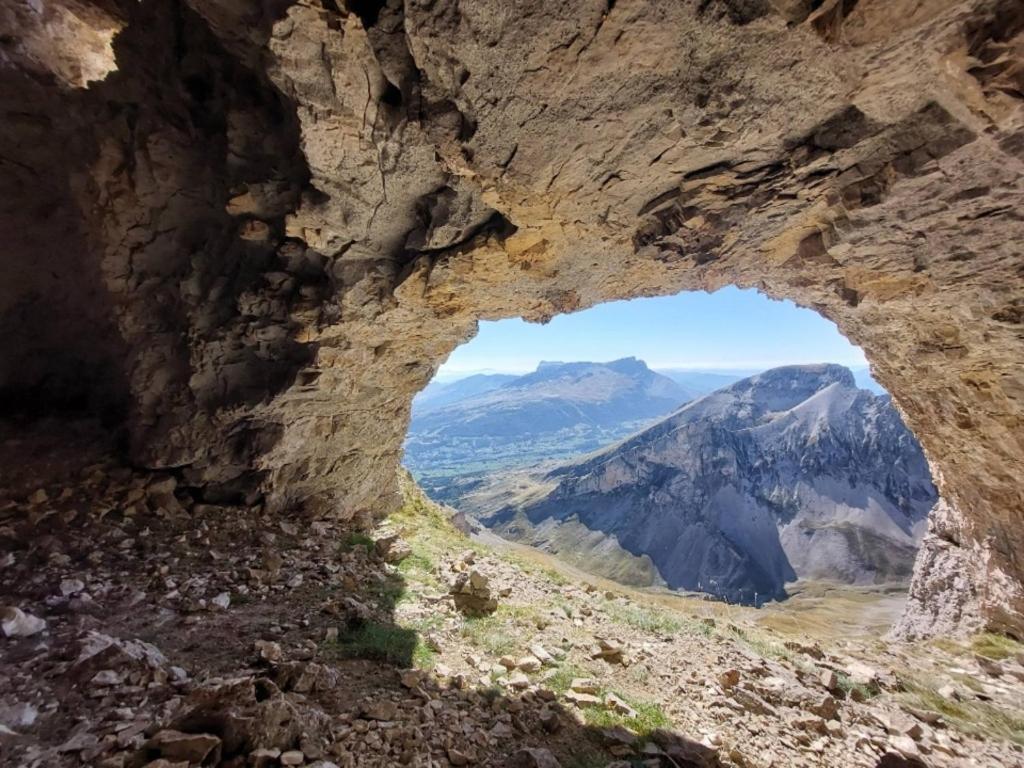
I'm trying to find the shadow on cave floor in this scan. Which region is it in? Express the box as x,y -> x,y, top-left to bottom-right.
0,418 -> 1021,767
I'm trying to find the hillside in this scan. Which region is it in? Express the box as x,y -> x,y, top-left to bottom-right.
412,373 -> 519,415
404,358 -> 695,503
1,420 -> 1020,768
466,365 -> 937,603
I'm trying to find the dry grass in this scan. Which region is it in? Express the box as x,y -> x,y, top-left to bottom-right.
900,678 -> 1024,746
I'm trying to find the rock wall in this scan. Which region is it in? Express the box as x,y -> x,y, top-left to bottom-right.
1,0 -> 1022,636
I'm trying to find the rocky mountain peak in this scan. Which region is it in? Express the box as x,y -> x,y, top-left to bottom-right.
470,365 -> 937,604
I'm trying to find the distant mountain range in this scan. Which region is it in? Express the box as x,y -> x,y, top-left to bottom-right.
459,365 -> 936,603
413,373 -> 519,415
405,358 -> 712,502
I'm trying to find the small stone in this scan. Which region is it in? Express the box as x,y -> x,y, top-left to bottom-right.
605,692 -> 637,718
91,669 -> 125,686
889,735 -> 919,758
374,533 -> 412,563
528,644 -> 555,665
147,730 -> 221,764
400,669 -> 427,689
570,678 -> 600,695
1,607 -> 46,637
60,578 -> 85,596
718,669 -> 740,690
28,489 -> 48,504
239,220 -> 271,242
510,748 -> 562,768
0,702 -> 38,729
255,640 -> 283,663
820,669 -> 839,690
249,748 -> 282,768
361,700 -> 398,721
280,750 -> 305,766
211,592 -> 230,610
846,661 -> 878,687
508,671 -> 530,689
447,746 -> 474,766
539,707 -> 561,733
565,690 -> 602,707
517,655 -> 542,672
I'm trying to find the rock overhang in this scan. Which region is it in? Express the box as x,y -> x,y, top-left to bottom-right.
0,0 -> 1021,637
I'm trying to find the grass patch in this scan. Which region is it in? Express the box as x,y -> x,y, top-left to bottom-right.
578,691 -> 671,738
324,620 -> 435,668
835,672 -> 878,701
727,624 -> 791,660
503,553 -> 571,587
900,679 -> 1024,745
460,613 -> 518,657
545,663 -> 590,695
971,632 -> 1024,661
603,601 -> 683,635
338,531 -> 375,553
931,632 -> 1024,663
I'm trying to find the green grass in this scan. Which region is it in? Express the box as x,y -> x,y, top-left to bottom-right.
835,672 -> 878,701
338,531 -> 375,553
545,663 -> 591,695
971,633 -> 1024,661
323,620 -> 435,668
603,601 -> 683,635
900,679 -> 1024,745
577,690 -> 671,738
503,552 -> 571,587
932,632 -> 1024,662
726,624 -> 791,660
460,613 -> 518,657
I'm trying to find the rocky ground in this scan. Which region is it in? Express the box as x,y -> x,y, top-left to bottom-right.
2,420 -> 1023,768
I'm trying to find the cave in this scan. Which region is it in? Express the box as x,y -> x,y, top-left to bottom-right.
1,0 -> 1022,655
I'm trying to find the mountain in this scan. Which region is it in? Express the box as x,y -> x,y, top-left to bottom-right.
849,366 -> 885,394
413,373 -> 519,415
655,369 -> 744,393
465,365 -> 937,604
404,358 -> 692,502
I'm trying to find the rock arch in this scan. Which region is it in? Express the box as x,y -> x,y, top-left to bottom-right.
0,0 -> 1021,637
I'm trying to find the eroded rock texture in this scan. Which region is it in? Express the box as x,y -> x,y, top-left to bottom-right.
1,0 -> 1022,637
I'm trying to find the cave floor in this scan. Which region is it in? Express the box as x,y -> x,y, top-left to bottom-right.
1,420 -> 1023,767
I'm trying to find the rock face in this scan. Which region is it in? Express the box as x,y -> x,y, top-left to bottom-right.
473,365 -> 937,603
1,0 -> 1022,634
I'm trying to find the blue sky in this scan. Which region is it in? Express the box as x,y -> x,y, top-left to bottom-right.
436,287 -> 868,379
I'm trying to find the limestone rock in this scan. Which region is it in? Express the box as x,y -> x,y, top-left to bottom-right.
144,730 -> 222,765
0,0 -> 1023,640
450,569 -> 498,616
1,607 -> 46,638
510,748 -> 562,768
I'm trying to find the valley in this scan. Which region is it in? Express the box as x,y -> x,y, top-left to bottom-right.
405,359 -> 735,504
409,362 -> 936,606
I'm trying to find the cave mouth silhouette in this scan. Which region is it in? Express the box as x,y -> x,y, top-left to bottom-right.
403,288 -> 938,613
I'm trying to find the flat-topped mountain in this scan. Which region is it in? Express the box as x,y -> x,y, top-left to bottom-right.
468,365 -> 938,603
404,358 -> 697,503
412,358 -> 690,438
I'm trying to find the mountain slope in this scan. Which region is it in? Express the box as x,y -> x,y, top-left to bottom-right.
412,358 -> 689,438
404,359 -> 692,503
468,365 -> 937,603
412,373 -> 518,415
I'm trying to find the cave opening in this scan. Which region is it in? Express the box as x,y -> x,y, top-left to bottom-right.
403,286 -> 938,633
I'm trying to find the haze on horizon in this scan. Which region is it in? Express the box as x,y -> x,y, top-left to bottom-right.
435,287 -> 870,381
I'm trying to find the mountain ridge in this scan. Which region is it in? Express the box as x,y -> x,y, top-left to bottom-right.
465,364 -> 936,604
